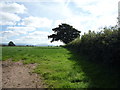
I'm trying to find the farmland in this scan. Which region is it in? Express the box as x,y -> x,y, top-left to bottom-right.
2,46 -> 120,88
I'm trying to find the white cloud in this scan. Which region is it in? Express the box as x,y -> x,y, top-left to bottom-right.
53,0 -> 118,33
49,41 -> 64,46
72,0 -> 118,24
0,12 -> 21,25
0,3 -> 27,14
1,26 -> 36,40
10,30 -> 64,46
0,0 -> 69,3
1,31 -> 20,42
28,31 -> 51,42
0,3 -> 27,25
13,31 -> 51,45
29,31 -> 50,36
20,16 -> 53,28
53,18 -> 82,30
7,26 -> 36,32
78,0 -> 118,16
1,30 -> 44,45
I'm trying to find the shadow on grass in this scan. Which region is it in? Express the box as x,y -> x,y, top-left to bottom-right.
67,49 -> 120,88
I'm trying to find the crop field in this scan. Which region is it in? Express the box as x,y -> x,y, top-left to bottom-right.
2,46 -> 120,88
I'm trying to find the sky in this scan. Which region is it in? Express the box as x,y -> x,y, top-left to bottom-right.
0,0 -> 119,46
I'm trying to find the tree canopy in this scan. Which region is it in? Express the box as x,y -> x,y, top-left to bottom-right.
8,41 -> 16,46
48,23 -> 81,44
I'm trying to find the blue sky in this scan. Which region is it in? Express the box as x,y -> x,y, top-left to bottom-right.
0,0 -> 119,45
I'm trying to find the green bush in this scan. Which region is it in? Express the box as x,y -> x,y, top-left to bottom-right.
66,26 -> 120,67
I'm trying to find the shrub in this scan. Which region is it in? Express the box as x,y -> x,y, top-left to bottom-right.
66,26 -> 120,67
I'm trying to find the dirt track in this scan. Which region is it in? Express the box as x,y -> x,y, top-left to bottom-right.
1,59 -> 44,88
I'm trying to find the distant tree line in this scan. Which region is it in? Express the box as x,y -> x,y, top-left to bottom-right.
2,41 -> 35,47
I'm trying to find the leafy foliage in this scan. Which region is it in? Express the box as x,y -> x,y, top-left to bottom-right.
48,23 -> 81,44
66,26 -> 120,67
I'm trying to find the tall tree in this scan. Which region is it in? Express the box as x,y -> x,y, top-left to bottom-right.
48,23 -> 81,44
8,41 -> 16,46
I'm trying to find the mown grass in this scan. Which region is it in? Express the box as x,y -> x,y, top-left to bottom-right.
2,46 -> 120,88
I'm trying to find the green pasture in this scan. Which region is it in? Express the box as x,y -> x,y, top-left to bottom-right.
2,46 -> 119,88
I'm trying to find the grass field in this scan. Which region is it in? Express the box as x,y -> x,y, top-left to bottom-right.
2,46 -> 120,88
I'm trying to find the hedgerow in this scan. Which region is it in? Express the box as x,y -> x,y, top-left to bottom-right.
66,26 -> 120,67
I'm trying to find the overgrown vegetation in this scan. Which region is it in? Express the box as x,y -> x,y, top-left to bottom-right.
2,46 -> 120,88
66,26 -> 120,68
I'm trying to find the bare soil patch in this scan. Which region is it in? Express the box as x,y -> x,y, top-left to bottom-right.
1,59 -> 44,88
